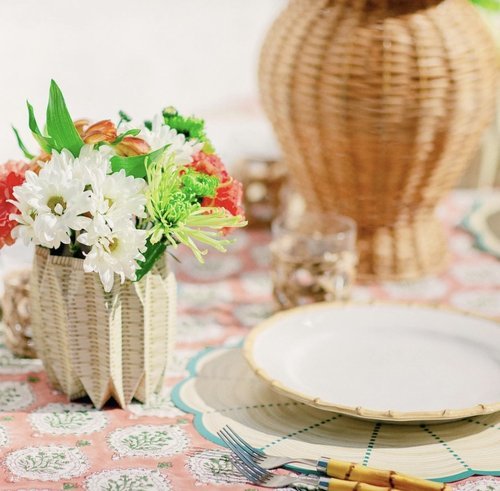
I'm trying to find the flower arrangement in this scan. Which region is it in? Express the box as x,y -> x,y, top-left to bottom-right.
3,81 -> 246,292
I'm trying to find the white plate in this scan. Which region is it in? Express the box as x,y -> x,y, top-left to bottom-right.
244,303 -> 500,422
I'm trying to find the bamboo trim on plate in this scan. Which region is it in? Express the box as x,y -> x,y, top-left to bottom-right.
244,301 -> 500,423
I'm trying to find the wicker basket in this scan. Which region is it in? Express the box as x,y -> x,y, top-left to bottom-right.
30,247 -> 176,409
1,269 -> 35,358
259,0 -> 498,280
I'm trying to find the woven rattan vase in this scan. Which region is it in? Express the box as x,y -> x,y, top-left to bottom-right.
260,0 -> 498,280
30,247 -> 176,409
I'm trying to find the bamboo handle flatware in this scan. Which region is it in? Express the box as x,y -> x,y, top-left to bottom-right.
318,458 -> 451,491
219,426 -> 452,491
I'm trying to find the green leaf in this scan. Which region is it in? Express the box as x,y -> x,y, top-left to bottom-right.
110,144 -> 169,178
12,126 -> 35,159
471,0 -> 500,10
27,101 -> 53,154
113,128 -> 140,145
134,239 -> 167,282
46,80 -> 84,157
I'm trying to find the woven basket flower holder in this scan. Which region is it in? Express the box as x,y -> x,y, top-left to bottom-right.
260,0 -> 498,280
30,246 -> 176,409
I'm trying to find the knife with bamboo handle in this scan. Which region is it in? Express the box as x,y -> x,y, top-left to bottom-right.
316,458 -> 452,491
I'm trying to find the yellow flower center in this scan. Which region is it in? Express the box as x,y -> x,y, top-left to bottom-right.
47,196 -> 67,215
108,238 -> 119,252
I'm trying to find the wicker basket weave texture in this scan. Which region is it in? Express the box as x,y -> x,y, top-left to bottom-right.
259,0 -> 498,279
1,269 -> 35,358
30,247 -> 176,409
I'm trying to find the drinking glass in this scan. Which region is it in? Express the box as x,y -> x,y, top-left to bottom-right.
270,212 -> 357,309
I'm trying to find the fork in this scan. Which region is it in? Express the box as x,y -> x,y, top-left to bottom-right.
229,449 -> 405,491
218,426 -> 451,491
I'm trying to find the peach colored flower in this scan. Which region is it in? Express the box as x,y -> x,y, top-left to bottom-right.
114,137 -> 151,157
74,118 -> 90,137
80,120 -> 118,144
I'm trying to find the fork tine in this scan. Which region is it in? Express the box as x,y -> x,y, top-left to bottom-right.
217,429 -> 260,470
231,455 -> 257,483
230,453 -> 272,485
224,425 -> 265,458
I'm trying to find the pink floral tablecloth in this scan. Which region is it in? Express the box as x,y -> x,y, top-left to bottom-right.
0,190 -> 499,490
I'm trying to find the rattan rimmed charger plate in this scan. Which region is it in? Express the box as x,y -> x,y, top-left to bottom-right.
244,303 -> 500,423
172,345 -> 500,482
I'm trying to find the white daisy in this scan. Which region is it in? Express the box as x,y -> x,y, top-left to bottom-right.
122,115 -> 202,165
78,222 -> 147,292
72,144 -> 111,190
90,170 -> 147,225
11,150 -> 91,249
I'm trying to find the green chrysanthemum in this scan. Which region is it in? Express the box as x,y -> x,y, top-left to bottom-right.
162,107 -> 215,154
181,169 -> 218,202
145,153 -> 245,262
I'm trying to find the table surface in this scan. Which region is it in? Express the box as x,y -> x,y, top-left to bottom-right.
0,190 -> 499,491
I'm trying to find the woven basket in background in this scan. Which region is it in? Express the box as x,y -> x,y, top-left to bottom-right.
260,0 -> 498,280
30,247 -> 176,409
1,269 -> 35,358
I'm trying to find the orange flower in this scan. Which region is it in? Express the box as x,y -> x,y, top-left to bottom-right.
74,119 -> 90,137
114,137 -> 151,157
80,120 -> 117,144
189,151 -> 228,181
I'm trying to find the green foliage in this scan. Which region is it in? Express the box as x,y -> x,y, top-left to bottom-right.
134,239 -> 167,282
46,80 -> 84,157
27,101 -> 53,154
12,126 -> 35,159
110,145 -> 170,178
162,106 -> 215,153
113,128 -> 140,145
470,0 -> 500,10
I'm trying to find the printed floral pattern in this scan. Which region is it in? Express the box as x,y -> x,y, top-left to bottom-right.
178,282 -> 232,309
0,425 -> 8,447
128,390 -> 183,418
84,468 -> 171,491
176,315 -> 224,344
233,303 -> 274,328
29,403 -> 108,435
187,449 -> 243,486
5,446 -> 89,481
240,271 -> 272,297
0,346 -> 43,375
0,381 -> 34,411
166,349 -> 200,378
454,477 -> 500,490
450,291 -> 500,317
450,262 -> 500,287
178,253 -> 242,281
108,425 -> 189,458
381,277 -> 449,300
